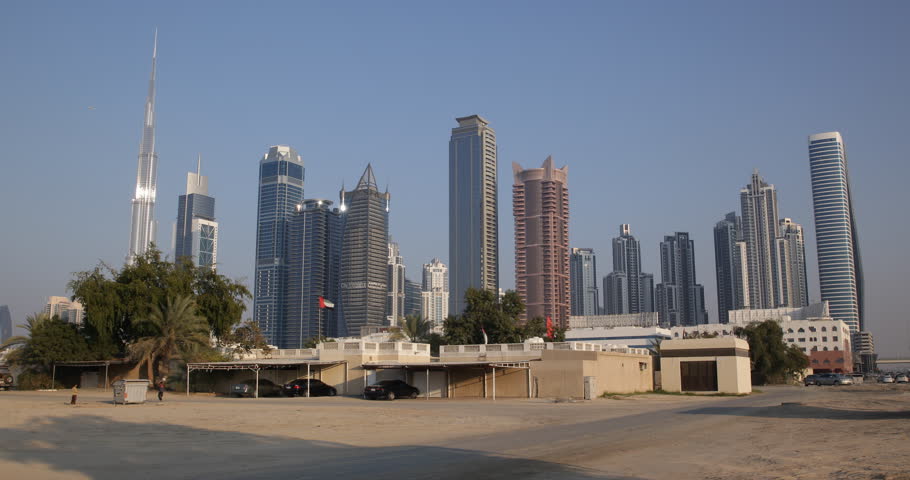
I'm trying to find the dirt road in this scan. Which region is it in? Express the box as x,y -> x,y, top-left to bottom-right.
0,385 -> 907,479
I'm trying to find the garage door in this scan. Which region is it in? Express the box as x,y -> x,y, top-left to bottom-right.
411,371 -> 447,398
680,361 -> 718,392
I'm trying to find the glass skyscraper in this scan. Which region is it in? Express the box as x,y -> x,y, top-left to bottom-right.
656,232 -> 708,327
449,115 -> 498,317
285,199 -> 343,347
569,248 -> 600,316
253,145 -> 304,346
808,132 -> 864,332
128,32 -> 159,264
713,212 -> 749,323
604,225 -> 655,315
339,164 -> 390,336
175,156 -> 217,269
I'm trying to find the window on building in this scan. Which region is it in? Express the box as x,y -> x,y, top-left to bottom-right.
823,347 -> 828,351
798,338 -> 805,342
822,337 -> 827,342
798,328 -> 805,333
834,346 -> 839,351
821,327 -> 827,332
833,336 -> 838,341
809,327 -> 817,332
787,328 -> 794,333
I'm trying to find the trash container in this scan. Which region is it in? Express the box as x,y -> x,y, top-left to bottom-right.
113,379 -> 150,404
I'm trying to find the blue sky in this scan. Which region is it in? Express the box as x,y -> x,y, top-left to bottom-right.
2,1 -> 908,356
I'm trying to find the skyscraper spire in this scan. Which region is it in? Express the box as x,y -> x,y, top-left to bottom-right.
127,31 -> 160,264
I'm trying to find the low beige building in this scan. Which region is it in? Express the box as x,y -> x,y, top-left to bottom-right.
187,340 -> 653,400
660,338 -> 751,394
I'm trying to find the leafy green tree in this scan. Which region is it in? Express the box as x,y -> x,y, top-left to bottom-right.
69,247 -> 250,355
223,320 -> 271,355
5,314 -> 91,373
734,320 -> 810,384
443,288 -> 525,345
303,336 -> 334,349
129,295 -> 211,380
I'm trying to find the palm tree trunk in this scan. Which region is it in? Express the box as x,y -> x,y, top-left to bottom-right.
146,354 -> 154,382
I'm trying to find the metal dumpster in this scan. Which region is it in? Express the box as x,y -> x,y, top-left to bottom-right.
113,379 -> 150,404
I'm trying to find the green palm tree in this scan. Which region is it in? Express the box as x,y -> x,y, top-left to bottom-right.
400,315 -> 431,342
0,312 -> 52,352
129,295 -> 211,381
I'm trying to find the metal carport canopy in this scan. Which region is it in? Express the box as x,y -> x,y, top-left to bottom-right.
360,360 -> 535,400
186,359 -> 348,398
52,360 -> 122,391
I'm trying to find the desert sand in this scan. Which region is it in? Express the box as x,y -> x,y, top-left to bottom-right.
0,384 -> 908,479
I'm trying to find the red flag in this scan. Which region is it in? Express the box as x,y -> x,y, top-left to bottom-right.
319,296 -> 335,309
546,316 -> 554,339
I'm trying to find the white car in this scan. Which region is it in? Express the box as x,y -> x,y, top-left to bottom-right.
896,374 -> 909,384
880,375 -> 895,383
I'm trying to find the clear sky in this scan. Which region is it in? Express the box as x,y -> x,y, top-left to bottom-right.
2,1 -> 908,357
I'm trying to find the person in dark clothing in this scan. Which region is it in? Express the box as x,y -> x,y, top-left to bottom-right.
157,380 -> 165,401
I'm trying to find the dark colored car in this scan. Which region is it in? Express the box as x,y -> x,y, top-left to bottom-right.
363,380 -> 420,400
283,379 -> 337,397
231,378 -> 281,397
803,374 -> 820,386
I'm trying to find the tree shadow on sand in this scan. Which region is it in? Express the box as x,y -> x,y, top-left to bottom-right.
0,415 -> 644,480
681,404 -> 910,420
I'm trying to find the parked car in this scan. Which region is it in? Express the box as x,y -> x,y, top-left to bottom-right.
363,380 -> 420,400
231,378 -> 281,397
804,374 -> 820,386
283,379 -> 337,397
880,375 -> 895,384
895,374 -> 909,384
816,373 -> 853,386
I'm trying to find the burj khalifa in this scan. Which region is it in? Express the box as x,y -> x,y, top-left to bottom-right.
127,31 -> 159,264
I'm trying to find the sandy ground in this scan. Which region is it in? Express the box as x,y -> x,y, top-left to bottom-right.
0,384 -> 908,479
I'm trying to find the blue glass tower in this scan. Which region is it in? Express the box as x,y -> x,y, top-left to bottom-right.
254,145 -> 304,346
285,199 -> 344,348
175,156 -> 217,268
808,132 -> 863,332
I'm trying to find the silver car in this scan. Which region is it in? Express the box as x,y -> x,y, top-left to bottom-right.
881,375 -> 895,384
895,374 -> 909,384
816,373 -> 853,386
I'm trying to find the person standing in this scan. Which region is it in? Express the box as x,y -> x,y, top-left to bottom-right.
71,385 -> 78,405
157,379 -> 165,402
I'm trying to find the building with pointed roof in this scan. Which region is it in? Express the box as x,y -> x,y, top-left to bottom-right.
128,31 -> 160,264
339,164 -> 391,335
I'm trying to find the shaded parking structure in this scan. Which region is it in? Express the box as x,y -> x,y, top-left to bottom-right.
186,359 -> 348,398
361,361 -> 534,399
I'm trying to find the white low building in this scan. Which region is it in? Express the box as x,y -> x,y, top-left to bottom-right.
565,326 -> 671,349
669,317 -> 851,355
727,302 -> 828,325
568,312 -> 659,329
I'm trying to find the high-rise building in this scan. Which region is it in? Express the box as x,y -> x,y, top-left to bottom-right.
253,145 -> 305,346
808,132 -> 864,333
44,296 -> 84,325
404,279 -> 422,319
513,157 -> 570,327
175,155 -> 217,269
449,115 -> 498,316
776,218 -> 809,308
386,239 -> 407,326
604,225 -> 655,315
127,32 -> 160,264
285,199 -> 343,347
740,170 -> 781,310
0,305 -> 11,344
656,232 -> 708,327
569,248 -> 600,316
340,165 -> 390,334
421,258 -> 449,325
714,212 -> 750,323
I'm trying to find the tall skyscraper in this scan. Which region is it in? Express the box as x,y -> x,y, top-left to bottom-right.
0,305 -> 11,344
449,115 -> 498,316
285,199 -> 343,347
714,212 -> 750,323
512,157 -> 570,327
776,218 -> 809,308
809,132 -> 864,332
404,279 -> 423,319
604,225 -> 655,315
386,239 -> 407,326
340,165 -> 390,334
656,232 -> 708,327
421,258 -> 449,325
253,145 -> 305,346
127,32 -> 160,264
740,170 -> 780,310
175,155 -> 217,269
569,248 -> 600,316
